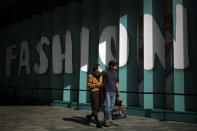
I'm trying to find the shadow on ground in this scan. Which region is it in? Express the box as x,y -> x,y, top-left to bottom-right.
63,116 -> 97,125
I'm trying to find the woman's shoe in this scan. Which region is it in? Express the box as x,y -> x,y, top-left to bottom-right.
94,115 -> 102,128
96,123 -> 103,128
86,115 -> 91,125
95,119 -> 102,128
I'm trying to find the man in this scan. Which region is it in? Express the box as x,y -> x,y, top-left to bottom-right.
102,60 -> 120,127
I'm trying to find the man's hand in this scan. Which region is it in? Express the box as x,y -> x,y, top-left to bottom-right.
117,92 -> 120,97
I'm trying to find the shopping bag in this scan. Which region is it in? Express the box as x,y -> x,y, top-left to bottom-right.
112,97 -> 126,120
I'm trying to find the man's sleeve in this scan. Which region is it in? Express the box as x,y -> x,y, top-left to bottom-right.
116,72 -> 119,82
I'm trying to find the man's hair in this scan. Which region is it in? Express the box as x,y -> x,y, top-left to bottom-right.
93,63 -> 101,72
108,60 -> 117,67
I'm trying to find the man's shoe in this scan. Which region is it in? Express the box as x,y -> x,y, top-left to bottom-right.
109,121 -> 113,124
104,121 -> 112,127
109,121 -> 119,126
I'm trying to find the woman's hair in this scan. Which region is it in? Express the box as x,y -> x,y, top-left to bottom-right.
93,63 -> 101,72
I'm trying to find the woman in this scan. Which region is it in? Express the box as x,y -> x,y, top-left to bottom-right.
86,64 -> 103,128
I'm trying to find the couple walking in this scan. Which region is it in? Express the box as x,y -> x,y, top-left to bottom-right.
86,60 -> 120,128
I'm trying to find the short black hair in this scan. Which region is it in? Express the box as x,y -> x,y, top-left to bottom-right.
108,60 -> 118,67
93,63 -> 101,72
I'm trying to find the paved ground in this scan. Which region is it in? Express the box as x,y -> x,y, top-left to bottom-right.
0,106 -> 197,131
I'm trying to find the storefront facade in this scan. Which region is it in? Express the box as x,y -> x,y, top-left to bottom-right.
0,0 -> 197,122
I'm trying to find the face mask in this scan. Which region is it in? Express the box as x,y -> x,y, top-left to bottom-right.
99,68 -> 102,73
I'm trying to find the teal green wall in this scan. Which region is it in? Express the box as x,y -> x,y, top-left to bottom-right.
7,25 -> 15,87
182,0 -> 197,112
173,0 -> 185,112
51,7 -> 66,101
63,2 -> 82,102
119,0 -> 138,107
0,27 -> 6,95
5,25 -> 14,94
14,22 -> 22,97
173,0 -> 197,112
0,28 -> 4,89
98,0 -> 118,70
39,11 -> 53,100
144,0 -> 166,109
79,0 -> 99,104
16,19 -> 32,98
30,15 -> 41,99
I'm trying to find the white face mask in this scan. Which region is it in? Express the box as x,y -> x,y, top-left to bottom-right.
99,68 -> 102,73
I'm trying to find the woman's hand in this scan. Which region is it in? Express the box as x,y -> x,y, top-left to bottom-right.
97,82 -> 103,87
